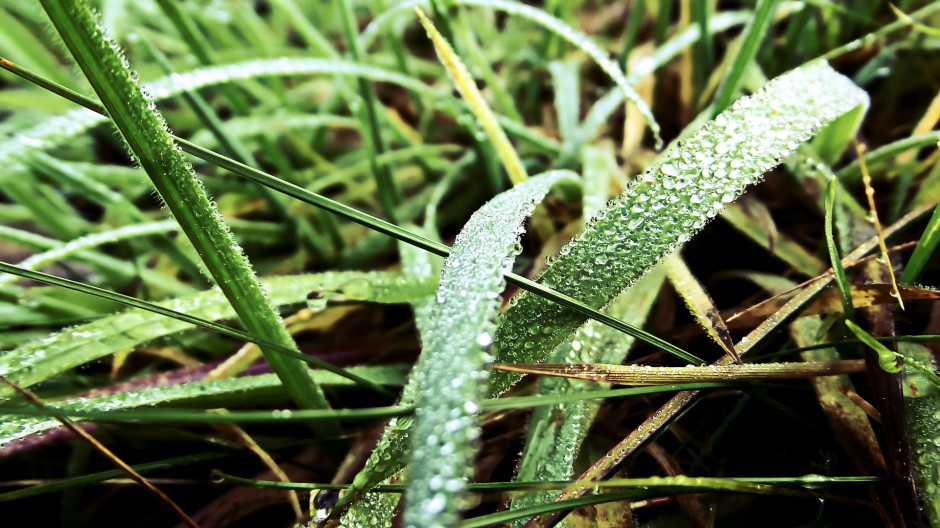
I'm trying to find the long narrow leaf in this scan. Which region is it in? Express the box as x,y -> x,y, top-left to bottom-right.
493,61 -> 869,397
0,366 -> 406,448
404,171 -> 575,526
38,0 -> 335,424
0,268 -> 433,396
509,268 -> 665,523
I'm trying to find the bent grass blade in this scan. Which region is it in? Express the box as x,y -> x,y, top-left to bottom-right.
493,61 -> 869,399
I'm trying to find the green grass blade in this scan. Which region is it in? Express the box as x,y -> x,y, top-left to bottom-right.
900,204 -> 940,285
0,366 -> 407,448
710,0 -> 777,116
811,102 -> 867,165
404,171 -> 575,527
0,223 -> 193,296
0,262 -> 430,396
720,201 -> 827,276
824,175 -> 856,320
550,60 -> 580,147
509,268 -> 665,524
38,0 -> 337,426
493,61 -> 869,398
0,220 -> 178,288
837,131 -> 940,185
340,228 -> 443,525
337,0 -> 401,221
690,0 -> 714,96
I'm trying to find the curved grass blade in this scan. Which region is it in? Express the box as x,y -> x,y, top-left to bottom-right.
0,221 -> 178,288
0,263 -> 432,396
404,171 -> 575,527
494,62 -> 869,398
327,172 -> 575,521
341,223 -> 444,525
339,226 -> 443,526
39,0 -> 338,425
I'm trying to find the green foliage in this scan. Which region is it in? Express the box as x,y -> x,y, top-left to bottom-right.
0,270 -> 433,396
493,62 -> 868,397
2,1 -> 938,526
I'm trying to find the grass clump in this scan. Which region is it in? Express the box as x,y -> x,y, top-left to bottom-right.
1,1 -> 939,527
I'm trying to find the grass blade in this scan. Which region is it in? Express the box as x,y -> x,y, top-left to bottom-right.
38,0 -> 337,427
404,171 -> 574,527
900,204 -> 940,285
509,268 -> 665,523
0,262 -> 428,396
494,360 -> 866,385
328,172 -> 575,522
0,221 -> 178,288
339,228 -> 443,525
664,253 -> 739,361
710,0 -> 777,116
337,0 -> 401,221
823,174 -> 857,320
1,366 -> 406,448
523,204 -> 933,528
494,61 -> 869,398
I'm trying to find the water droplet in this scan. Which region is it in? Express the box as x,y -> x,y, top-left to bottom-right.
306,291 -> 328,310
